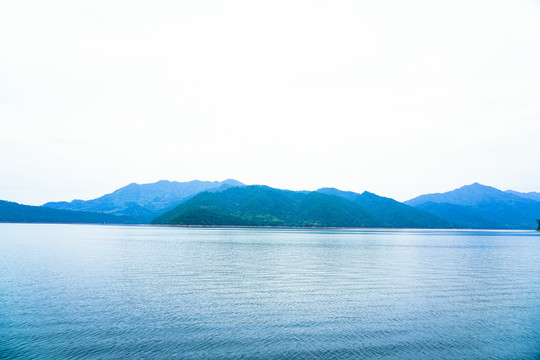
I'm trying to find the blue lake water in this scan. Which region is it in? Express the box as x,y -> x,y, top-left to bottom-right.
1,223 -> 539,359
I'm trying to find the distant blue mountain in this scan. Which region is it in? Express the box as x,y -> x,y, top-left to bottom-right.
0,200 -> 136,224
412,202 -> 501,230
316,188 -> 454,228
405,183 -> 540,229
505,190 -> 540,202
42,179 -> 244,221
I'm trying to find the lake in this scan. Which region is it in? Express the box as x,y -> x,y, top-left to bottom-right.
1,224 -> 539,359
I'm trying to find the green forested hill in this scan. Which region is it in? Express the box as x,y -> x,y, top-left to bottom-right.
317,188 -> 454,228
151,186 -> 386,227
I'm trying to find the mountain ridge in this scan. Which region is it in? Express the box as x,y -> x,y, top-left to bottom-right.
505,190 -> 540,202
0,200 -> 138,224
405,183 -> 540,229
1,180 -> 538,229
151,185 -> 387,228
316,187 -> 455,228
42,179 -> 244,221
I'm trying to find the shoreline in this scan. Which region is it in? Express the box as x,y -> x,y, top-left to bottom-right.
0,221 -> 537,232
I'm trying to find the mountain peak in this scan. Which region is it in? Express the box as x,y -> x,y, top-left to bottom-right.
463,182 -> 492,189
222,179 -> 244,187
406,183 -> 505,207
360,190 -> 377,196
404,183 -> 540,229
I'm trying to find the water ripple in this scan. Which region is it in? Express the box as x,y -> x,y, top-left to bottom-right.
1,224 -> 539,359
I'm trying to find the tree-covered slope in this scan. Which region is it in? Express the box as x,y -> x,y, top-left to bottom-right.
42,179 -> 243,221
0,200 -> 137,224
317,188 -> 454,228
151,186 -> 386,227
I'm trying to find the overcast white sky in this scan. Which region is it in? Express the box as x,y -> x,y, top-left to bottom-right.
1,0 -> 539,205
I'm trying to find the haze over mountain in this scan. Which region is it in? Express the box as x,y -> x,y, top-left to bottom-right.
42,179 -> 243,221
0,200 -> 135,224
405,183 -> 540,229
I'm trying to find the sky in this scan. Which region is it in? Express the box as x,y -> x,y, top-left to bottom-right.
1,0 -> 539,205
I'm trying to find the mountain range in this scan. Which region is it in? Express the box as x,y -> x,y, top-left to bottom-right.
405,183 -> 540,229
0,200 -> 136,224
151,185 -> 387,227
505,190 -> 540,202
42,179 -> 243,222
1,180 -> 539,229
316,188 -> 454,228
